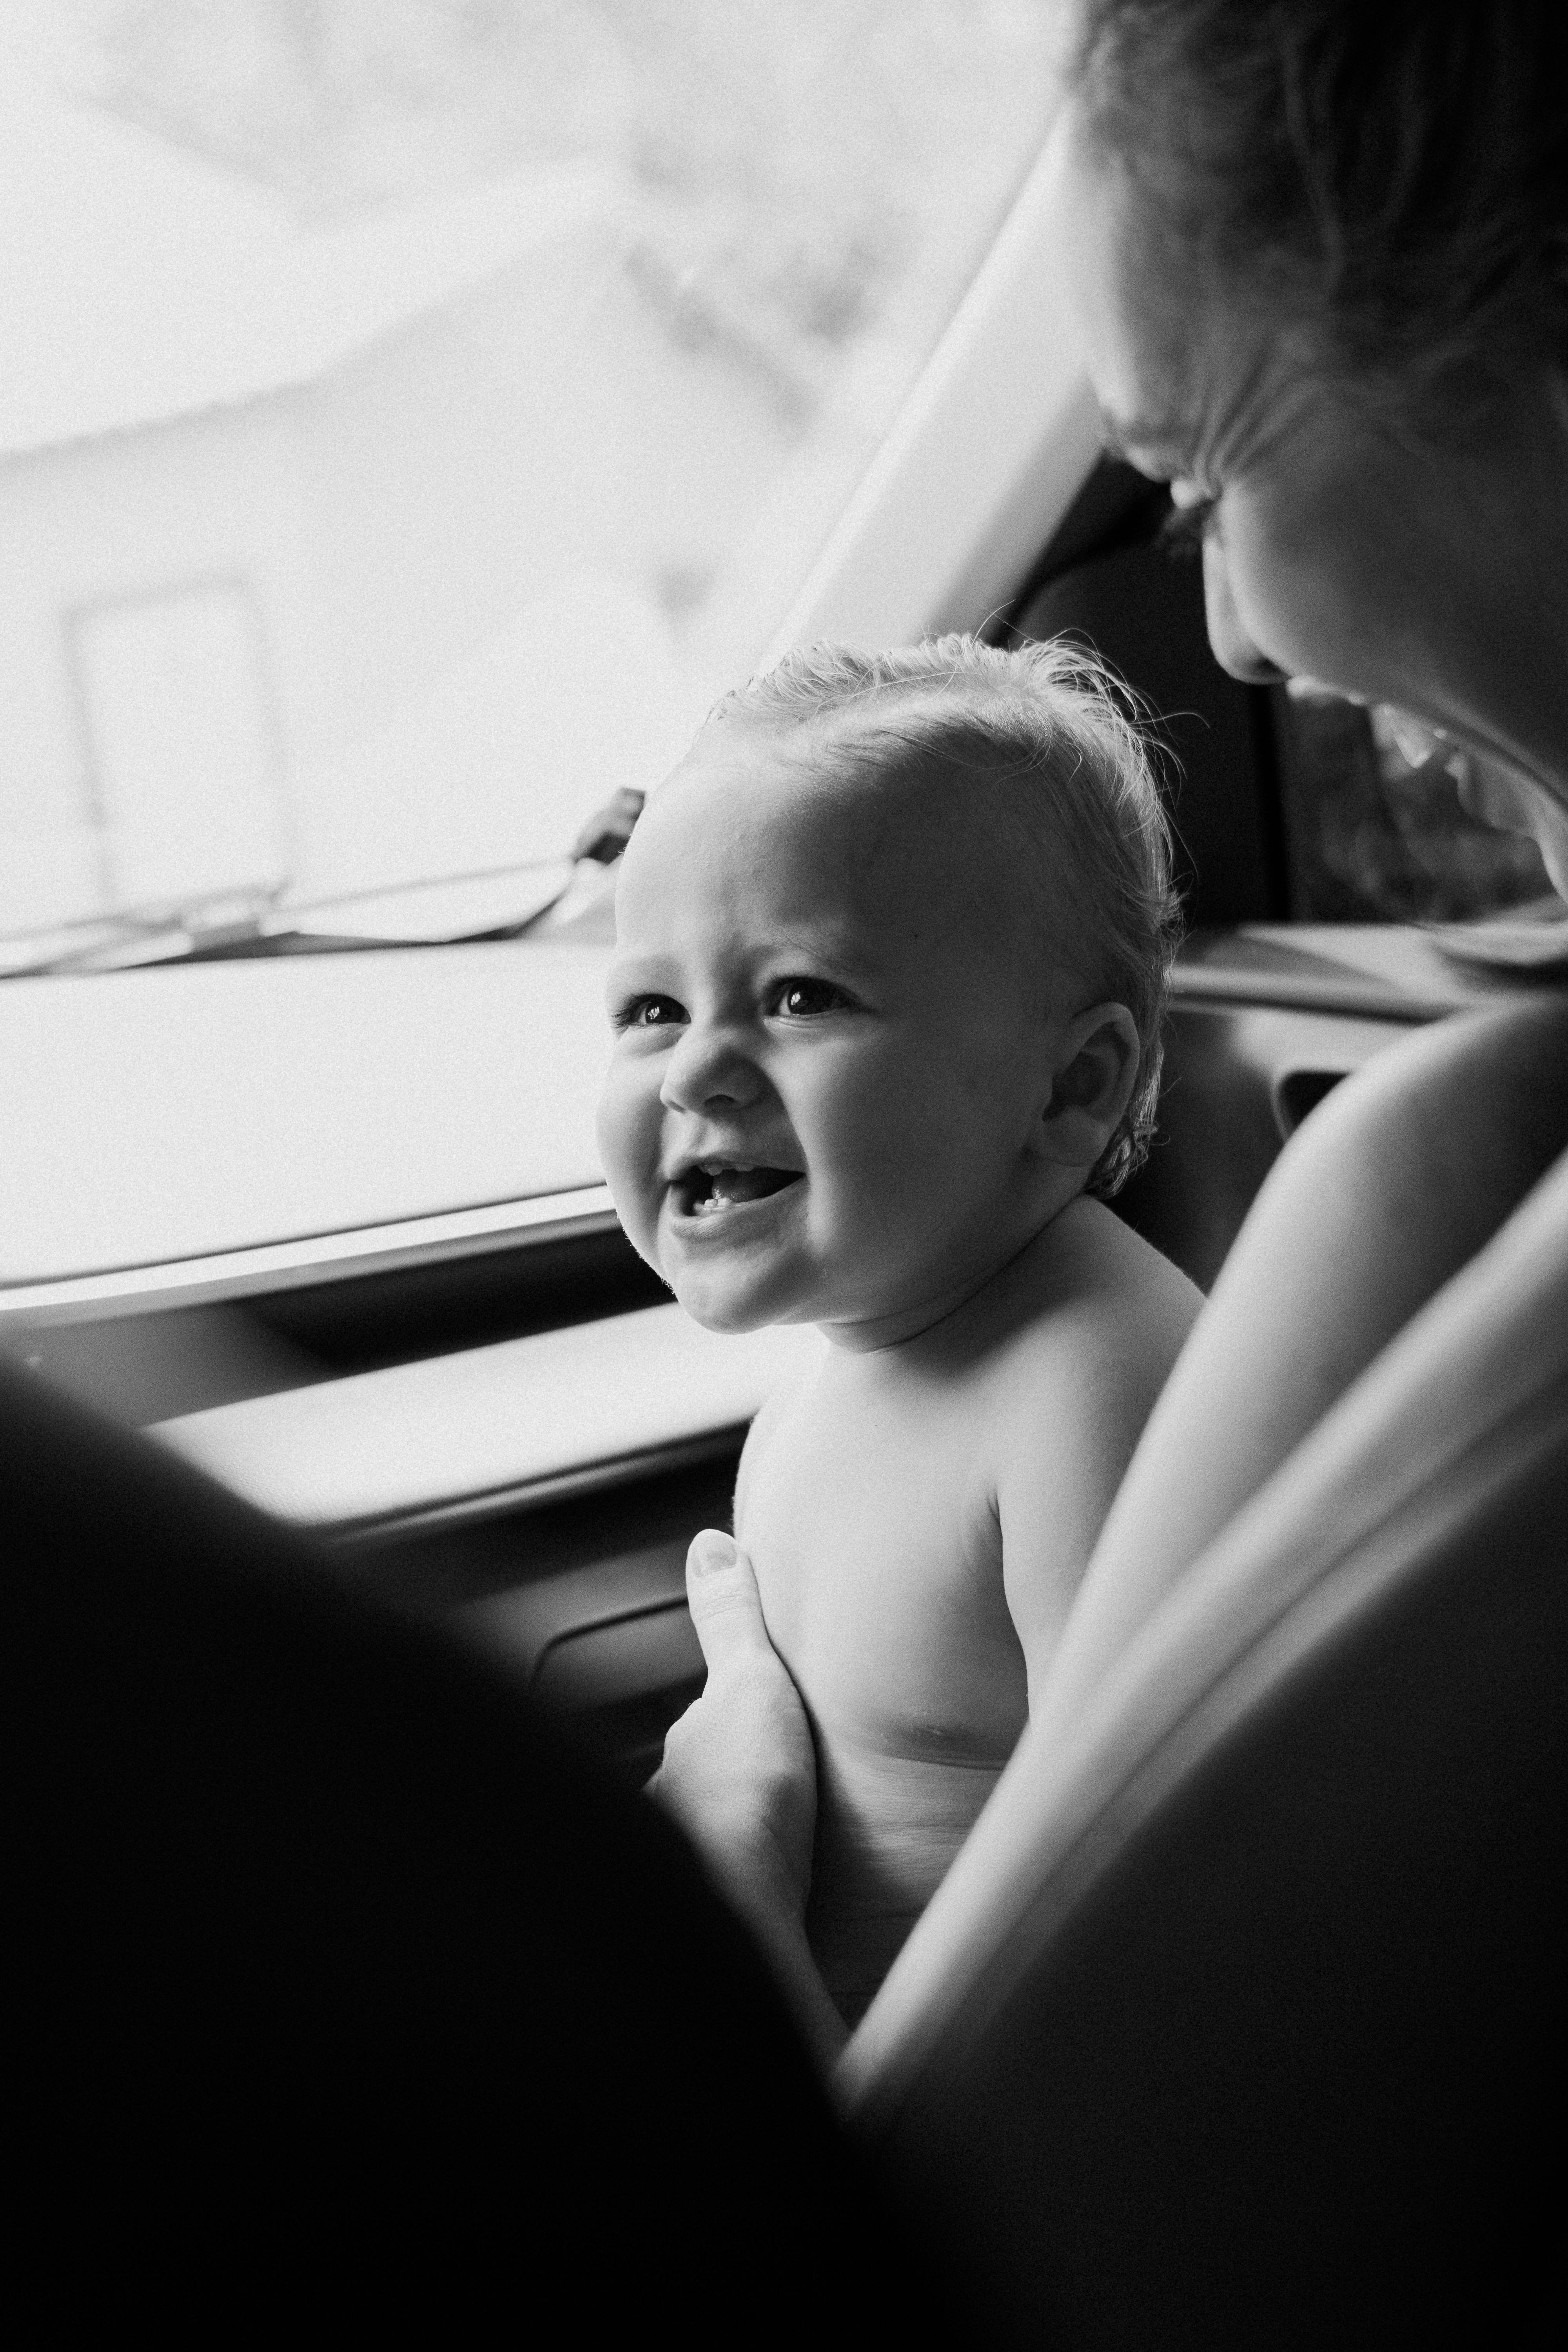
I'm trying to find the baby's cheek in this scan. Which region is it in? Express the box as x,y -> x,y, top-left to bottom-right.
595,1067 -> 661,1253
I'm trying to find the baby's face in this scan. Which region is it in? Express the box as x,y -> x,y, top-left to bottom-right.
597,718 -> 1082,1345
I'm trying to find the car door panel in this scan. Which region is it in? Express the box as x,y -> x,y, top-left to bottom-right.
1116,997 -> 1417,1291
365,1454 -> 737,1784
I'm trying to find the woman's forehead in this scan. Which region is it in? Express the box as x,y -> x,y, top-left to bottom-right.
1047,111 -> 1193,430
1048,102 -> 1292,481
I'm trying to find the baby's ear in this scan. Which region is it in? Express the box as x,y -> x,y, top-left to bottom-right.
1036,1002 -> 1141,1169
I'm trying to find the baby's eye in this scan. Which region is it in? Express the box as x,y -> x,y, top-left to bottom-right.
768,976 -> 849,1019
614,993 -> 686,1031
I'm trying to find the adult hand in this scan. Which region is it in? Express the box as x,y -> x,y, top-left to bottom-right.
652,1530 -> 816,1921
651,1530 -> 844,2061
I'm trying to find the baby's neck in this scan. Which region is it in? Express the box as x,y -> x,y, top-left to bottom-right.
812,1190 -> 1093,1361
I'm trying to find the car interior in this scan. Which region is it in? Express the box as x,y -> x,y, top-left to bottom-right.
14,453 -> 1559,1786
4,12 -> 1563,2340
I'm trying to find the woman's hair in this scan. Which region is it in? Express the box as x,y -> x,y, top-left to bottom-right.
1067,0 -> 1568,423
709,635 -> 1181,1199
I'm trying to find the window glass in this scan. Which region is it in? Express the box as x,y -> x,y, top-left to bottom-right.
1274,687 -> 1552,925
0,1 -> 1058,959
69,582 -> 285,910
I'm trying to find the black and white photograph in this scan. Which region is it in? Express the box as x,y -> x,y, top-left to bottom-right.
5,3 -> 1564,2338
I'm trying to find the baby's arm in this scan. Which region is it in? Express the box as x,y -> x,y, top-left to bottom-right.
838,1222 -> 1200,2062
996,1221 -> 1202,1703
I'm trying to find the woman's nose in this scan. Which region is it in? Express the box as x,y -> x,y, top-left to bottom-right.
1203,539 -> 1289,686
659,1022 -> 760,1116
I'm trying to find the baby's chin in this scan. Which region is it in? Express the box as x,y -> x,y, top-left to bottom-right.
659,1249 -> 828,1336
664,1274 -> 784,1336
610,1216 -> 781,1332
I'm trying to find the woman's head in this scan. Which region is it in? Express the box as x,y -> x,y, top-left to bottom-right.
1047,0 -> 1568,868
1068,0 -> 1568,424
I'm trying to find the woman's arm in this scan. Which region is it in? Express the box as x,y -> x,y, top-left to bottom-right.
1031,997 -> 1568,1744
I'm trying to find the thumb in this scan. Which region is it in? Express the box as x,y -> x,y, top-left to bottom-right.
684,1529 -> 770,1672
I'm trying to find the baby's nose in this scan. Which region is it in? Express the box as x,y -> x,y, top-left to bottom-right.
658,1023 -> 761,1115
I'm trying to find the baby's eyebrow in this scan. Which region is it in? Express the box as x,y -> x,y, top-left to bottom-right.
604,944 -> 670,976
765,929 -> 877,976
603,954 -> 671,1001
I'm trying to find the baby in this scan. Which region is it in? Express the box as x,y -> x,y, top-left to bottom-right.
597,635 -> 1202,2024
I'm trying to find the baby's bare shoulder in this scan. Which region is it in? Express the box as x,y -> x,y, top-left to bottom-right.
987,1200 -> 1202,1466
984,1205 -> 1203,1662
1053,1195 -> 1201,1348
1005,1194 -> 1196,1350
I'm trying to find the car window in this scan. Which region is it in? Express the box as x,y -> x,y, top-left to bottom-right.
0,1 -> 1059,966
1274,686 -> 1551,925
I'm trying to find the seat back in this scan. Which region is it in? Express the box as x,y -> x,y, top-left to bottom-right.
857,1149 -> 1568,2347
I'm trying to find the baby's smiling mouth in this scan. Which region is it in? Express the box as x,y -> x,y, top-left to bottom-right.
673,1161 -> 804,1218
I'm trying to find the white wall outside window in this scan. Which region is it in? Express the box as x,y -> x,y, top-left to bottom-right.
69,583 -> 286,915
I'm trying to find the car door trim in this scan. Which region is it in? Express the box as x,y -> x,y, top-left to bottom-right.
149,1303 -> 820,1535
0,1184 -> 619,1327
326,1425 -> 750,1545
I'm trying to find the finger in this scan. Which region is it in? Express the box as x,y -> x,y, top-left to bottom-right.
684,1530 -> 771,1671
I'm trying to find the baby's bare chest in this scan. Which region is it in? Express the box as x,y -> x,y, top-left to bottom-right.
738,1381 -> 1028,1763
